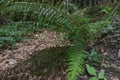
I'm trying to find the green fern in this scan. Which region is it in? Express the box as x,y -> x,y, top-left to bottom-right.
67,51 -> 85,80
1,2 -> 72,30
5,0 -> 66,12
0,1 -> 94,80
67,27 -> 87,80
1,1 -> 119,80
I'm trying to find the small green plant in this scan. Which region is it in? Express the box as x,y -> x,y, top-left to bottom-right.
0,37 -> 16,49
85,49 -> 102,66
86,64 -> 107,80
101,6 -> 112,14
101,63 -> 107,68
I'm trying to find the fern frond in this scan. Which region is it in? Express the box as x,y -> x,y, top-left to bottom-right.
8,0 -> 65,11
1,2 -> 72,30
67,51 -> 85,80
67,27 -> 87,80
0,1 -> 88,80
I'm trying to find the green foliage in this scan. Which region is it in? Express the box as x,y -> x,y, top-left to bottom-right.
101,5 -> 112,14
98,70 -> 105,79
85,6 -> 102,15
67,51 -> 85,80
0,22 -> 42,48
4,0 -> 66,12
1,2 -> 71,28
85,49 -> 102,66
0,1 -> 73,49
0,1 -> 120,80
86,64 -> 106,80
24,46 -> 68,76
86,64 -> 97,76
72,15 -> 92,26
89,77 -> 99,80
87,21 -> 110,45
86,5 -> 112,16
0,37 -> 15,49
66,26 -> 87,80
0,1 -> 86,80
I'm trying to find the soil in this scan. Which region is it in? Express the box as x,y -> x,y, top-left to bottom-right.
94,33 -> 120,80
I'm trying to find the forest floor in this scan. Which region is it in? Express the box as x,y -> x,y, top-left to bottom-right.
0,26 -> 120,80
93,29 -> 120,80
0,16 -> 120,80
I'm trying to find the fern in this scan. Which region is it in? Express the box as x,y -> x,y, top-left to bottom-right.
6,0 -> 66,12
1,1 -> 119,80
0,1 -> 92,80
66,26 -> 87,80
67,51 -> 85,80
0,37 -> 15,49
1,2 -> 72,30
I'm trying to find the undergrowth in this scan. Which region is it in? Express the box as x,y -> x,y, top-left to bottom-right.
0,0 -> 120,80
